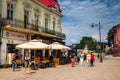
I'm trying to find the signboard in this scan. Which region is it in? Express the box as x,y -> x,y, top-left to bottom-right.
3,30 -> 27,40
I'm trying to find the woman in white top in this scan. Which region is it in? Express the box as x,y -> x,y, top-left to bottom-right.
86,53 -> 91,67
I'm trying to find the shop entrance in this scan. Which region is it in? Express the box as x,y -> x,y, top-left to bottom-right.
7,44 -> 22,64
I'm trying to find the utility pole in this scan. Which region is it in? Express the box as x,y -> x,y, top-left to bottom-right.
91,21 -> 103,62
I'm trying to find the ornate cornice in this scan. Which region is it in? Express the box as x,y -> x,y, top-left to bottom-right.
7,0 -> 18,4
23,1 -> 33,10
34,7 -> 41,14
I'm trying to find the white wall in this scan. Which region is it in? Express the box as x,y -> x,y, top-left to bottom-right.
1,41 -> 7,64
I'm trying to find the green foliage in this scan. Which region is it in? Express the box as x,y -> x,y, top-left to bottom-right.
76,36 -> 97,50
106,28 -> 113,45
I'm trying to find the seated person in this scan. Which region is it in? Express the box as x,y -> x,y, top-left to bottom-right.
49,55 -> 53,62
35,55 -> 40,64
42,56 -> 47,63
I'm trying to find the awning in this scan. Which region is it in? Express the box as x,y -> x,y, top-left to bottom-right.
38,0 -> 56,7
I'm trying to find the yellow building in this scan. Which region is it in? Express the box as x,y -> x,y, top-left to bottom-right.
0,0 -> 65,64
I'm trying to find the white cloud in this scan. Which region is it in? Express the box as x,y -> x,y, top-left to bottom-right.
70,39 -> 77,44
58,0 -> 120,45
112,3 -> 120,10
59,0 -> 71,6
91,34 -> 99,41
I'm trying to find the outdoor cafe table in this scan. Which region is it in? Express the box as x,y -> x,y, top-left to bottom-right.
41,60 -> 50,68
42,60 -> 49,64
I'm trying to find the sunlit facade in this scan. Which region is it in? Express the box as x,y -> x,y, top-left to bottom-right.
0,0 -> 65,64
113,24 -> 120,57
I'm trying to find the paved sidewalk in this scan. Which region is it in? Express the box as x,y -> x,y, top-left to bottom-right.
0,55 -> 120,80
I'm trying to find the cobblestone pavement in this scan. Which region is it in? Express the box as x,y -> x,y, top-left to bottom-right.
0,55 -> 120,80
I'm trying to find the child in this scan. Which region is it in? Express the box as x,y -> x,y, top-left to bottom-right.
12,59 -> 17,71
71,55 -> 75,67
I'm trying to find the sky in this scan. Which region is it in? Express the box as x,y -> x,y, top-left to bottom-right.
58,0 -> 120,45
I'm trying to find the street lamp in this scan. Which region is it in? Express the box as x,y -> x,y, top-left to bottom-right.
72,43 -> 78,55
91,21 -> 103,62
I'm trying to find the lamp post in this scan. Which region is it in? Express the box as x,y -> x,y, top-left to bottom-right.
91,21 -> 103,62
72,43 -> 78,56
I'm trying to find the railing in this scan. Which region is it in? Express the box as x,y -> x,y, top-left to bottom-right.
0,18 -> 39,31
0,18 -> 66,39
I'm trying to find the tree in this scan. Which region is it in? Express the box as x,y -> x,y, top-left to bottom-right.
106,28 -> 113,46
76,36 -> 97,50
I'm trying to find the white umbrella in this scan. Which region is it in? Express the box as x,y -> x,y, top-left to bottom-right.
16,39 -> 50,61
62,46 -> 71,50
16,39 -> 50,50
49,42 -> 71,50
49,42 -> 71,58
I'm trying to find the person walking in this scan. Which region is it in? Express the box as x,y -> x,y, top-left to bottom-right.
12,59 -> 17,71
77,51 -> 81,64
70,55 -> 75,67
97,53 -> 100,60
86,52 -> 91,67
12,54 -> 17,71
79,52 -> 85,66
90,52 -> 95,67
24,51 -> 31,74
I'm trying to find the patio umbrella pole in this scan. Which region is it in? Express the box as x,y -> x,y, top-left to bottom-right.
55,50 -> 57,57
34,50 -> 36,61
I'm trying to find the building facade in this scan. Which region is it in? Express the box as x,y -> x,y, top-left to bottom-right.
0,0 -> 65,64
113,24 -> 120,57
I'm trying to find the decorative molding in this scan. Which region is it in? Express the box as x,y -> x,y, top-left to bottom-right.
57,19 -> 60,24
23,2 -> 33,10
6,0 -> 17,11
53,17 -> 56,20
34,7 -> 41,14
7,0 -> 18,4
44,12 -> 50,18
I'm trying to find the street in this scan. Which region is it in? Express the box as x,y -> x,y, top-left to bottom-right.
0,55 -> 120,80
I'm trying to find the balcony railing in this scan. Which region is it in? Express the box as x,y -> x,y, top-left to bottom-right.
0,18 -> 66,39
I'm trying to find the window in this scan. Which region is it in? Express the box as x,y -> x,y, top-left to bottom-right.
57,19 -> 61,32
7,44 -> 15,53
7,3 -> 14,20
45,18 -> 48,31
53,21 -> 56,31
34,14 -> 39,26
114,31 -> 118,44
24,10 -> 29,28
0,13 -> 1,19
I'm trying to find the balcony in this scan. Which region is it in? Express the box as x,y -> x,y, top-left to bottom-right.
0,18 -> 66,39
